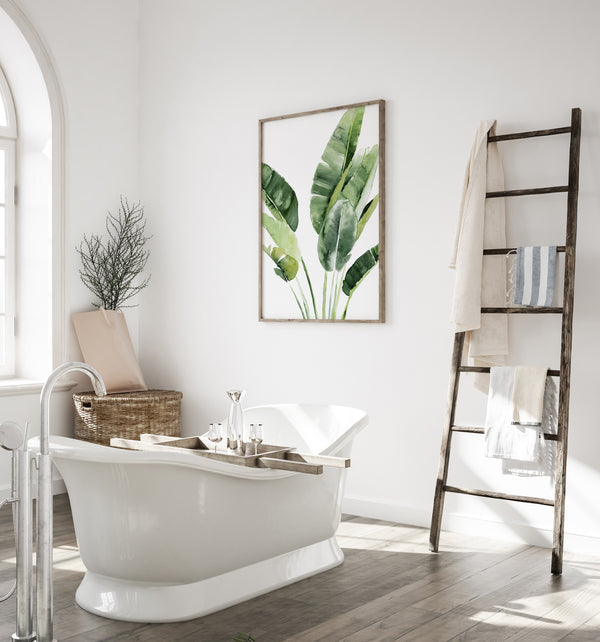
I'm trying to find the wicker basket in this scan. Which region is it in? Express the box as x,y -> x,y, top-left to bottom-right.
73,389 -> 182,446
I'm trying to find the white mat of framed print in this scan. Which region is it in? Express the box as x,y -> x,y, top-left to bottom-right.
259,99 -> 385,322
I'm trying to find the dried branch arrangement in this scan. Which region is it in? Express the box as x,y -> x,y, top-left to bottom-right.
77,197 -> 151,309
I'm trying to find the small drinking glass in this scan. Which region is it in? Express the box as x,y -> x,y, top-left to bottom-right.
249,423 -> 263,456
208,423 -> 223,453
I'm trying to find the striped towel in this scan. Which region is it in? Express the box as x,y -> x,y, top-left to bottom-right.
514,246 -> 557,307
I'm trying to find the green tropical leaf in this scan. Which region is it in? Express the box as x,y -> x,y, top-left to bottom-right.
356,195 -> 379,240
262,213 -> 301,260
310,107 -> 364,233
317,199 -> 357,272
263,245 -> 298,281
262,163 -> 299,231
341,145 -> 379,216
342,244 -> 379,296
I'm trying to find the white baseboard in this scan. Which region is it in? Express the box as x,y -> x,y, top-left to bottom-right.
342,495 -> 600,557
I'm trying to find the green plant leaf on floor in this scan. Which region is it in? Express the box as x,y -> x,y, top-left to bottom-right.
310,106 -> 365,234
232,634 -> 255,642
317,199 -> 357,272
262,163 -> 299,232
342,244 -> 379,297
262,212 -> 301,260
263,244 -> 299,282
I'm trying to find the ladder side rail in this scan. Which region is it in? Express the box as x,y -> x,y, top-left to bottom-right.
429,331 -> 465,552
552,107 -> 581,575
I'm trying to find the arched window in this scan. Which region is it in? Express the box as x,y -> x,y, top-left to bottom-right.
0,64 -> 16,376
0,3 -> 62,386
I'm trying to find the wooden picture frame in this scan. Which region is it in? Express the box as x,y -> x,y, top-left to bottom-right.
259,99 -> 385,322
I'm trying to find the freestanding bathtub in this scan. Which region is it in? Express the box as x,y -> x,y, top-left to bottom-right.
41,404 -> 368,622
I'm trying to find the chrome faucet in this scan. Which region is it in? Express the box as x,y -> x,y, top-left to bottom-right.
15,362 -> 106,642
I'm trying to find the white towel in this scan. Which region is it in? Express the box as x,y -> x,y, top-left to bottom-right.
485,367 -> 539,461
450,120 -> 508,391
503,377 -> 558,477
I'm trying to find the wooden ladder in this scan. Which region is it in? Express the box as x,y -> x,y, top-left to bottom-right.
429,108 -> 582,575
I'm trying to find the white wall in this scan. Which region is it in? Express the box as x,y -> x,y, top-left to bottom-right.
2,0 -> 598,553
138,0 -> 600,552
0,0 -> 139,494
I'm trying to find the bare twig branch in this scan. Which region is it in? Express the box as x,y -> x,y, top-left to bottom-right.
76,197 -> 151,309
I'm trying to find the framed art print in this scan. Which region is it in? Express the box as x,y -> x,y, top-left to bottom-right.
259,99 -> 385,322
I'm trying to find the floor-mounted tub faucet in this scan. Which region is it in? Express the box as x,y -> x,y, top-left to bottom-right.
14,362 -> 106,642
0,420 -> 27,639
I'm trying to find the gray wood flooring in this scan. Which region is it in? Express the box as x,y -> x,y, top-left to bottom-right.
1,494 -> 599,641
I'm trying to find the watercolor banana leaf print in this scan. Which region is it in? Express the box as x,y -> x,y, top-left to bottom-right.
342,245 -> 379,319
357,195 -> 379,240
262,106 -> 380,319
310,107 -> 364,234
318,200 -> 357,272
263,245 -> 298,281
262,164 -> 298,231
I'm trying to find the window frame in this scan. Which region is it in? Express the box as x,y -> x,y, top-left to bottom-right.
0,64 -> 17,377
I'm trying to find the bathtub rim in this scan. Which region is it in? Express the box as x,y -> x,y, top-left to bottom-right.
32,403 -> 369,481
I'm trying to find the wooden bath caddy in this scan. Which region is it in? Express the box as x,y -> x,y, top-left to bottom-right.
109,433 -> 350,475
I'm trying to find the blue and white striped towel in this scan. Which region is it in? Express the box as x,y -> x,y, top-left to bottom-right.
514,246 -> 557,307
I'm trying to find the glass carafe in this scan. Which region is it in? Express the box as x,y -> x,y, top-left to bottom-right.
226,389 -> 246,455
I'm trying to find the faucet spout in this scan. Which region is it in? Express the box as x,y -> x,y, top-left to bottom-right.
35,361 -> 106,642
40,361 -> 107,455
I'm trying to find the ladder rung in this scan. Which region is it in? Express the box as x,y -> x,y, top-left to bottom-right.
484,246 -> 566,255
443,485 -> 555,506
459,366 -> 560,377
487,186 -> 569,198
488,126 -> 571,143
451,425 -> 559,441
481,307 -> 563,314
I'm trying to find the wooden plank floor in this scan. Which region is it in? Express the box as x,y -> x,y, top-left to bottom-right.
1,494 -> 599,641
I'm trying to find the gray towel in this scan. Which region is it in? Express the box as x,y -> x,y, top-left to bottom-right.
514,246 -> 557,307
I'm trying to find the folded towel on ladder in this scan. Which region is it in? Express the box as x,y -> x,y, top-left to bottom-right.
484,366 -> 550,466
512,365 -> 548,426
514,246 -> 557,307
503,376 -> 558,478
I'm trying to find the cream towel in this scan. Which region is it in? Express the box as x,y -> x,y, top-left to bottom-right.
512,366 -> 547,425
450,120 -> 508,389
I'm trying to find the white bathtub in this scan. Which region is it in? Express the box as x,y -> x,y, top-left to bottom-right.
43,404 -> 368,622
